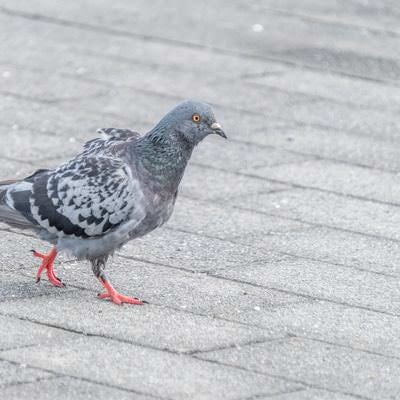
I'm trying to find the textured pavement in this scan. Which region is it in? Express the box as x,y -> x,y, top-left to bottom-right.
0,1 -> 399,399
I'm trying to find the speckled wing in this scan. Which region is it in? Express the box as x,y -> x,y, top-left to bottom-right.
82,128 -> 141,157
28,156 -> 144,238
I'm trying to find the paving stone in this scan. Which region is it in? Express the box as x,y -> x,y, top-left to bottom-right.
119,228 -> 279,273
0,12 -> 285,82
0,126 -> 83,163
274,46 -> 400,83
0,226 -> 278,275
244,300 -> 400,360
0,158 -> 36,180
259,226 -> 400,276
255,387 -> 363,400
0,63 -> 106,102
255,0 -> 400,34
61,256 -> 305,329
215,256 -> 400,315
198,337 -> 400,399
3,0 -> 399,79
0,270 -> 75,301
0,290 -> 271,354
168,196 -> 310,241
0,93 -> 134,139
247,68 -> 400,111
0,359 -> 53,387
0,314 -> 71,352
280,99 -> 400,142
0,336 -> 301,399
232,189 -> 400,241
180,164 -> 287,202
244,159 -> 400,204
190,139 -> 309,173
0,376 -> 156,400
223,115 -> 400,173
0,229 -> 65,274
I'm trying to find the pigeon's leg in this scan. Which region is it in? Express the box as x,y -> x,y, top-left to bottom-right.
32,247 -> 64,287
91,259 -> 144,305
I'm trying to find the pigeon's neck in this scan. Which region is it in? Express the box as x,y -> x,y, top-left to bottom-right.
134,126 -> 193,193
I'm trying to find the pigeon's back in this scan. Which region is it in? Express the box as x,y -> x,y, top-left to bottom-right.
81,128 -> 141,158
0,128 -> 145,243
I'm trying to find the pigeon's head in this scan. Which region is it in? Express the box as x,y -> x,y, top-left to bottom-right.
161,100 -> 226,146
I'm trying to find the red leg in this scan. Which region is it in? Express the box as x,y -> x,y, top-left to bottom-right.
31,247 -> 64,288
97,278 -> 144,305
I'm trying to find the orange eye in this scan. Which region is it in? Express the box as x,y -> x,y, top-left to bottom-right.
192,114 -> 201,123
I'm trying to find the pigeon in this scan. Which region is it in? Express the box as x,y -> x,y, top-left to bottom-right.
0,100 -> 226,305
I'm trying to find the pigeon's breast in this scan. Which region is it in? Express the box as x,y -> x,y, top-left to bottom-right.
128,189 -> 177,239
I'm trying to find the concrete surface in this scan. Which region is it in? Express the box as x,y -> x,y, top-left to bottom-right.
0,1 -> 399,399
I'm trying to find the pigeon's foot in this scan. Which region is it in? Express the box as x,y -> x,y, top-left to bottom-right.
98,278 -> 144,305
32,247 -> 64,288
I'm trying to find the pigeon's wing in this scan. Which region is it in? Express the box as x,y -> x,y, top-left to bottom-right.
0,169 -> 50,230
82,128 -> 141,157
97,128 -> 140,140
24,156 -> 144,238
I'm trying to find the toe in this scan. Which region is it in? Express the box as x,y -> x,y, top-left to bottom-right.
111,296 -> 122,305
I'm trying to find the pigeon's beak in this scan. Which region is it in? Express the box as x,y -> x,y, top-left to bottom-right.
211,122 -> 227,139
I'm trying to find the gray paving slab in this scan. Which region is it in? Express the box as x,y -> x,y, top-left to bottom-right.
0,336 -> 301,400
246,68 -> 400,111
255,0 -> 400,35
232,189 -> 400,241
0,270 -> 75,301
190,139 -> 310,173
0,290 -> 271,354
243,159 -> 400,204
0,158 -> 36,181
240,300 -> 400,359
0,93 -> 134,139
248,125 -> 400,173
198,337 -> 400,399
215,257 -> 400,315
180,164 -> 287,202
0,126 -> 83,163
0,229 -> 64,274
0,63 -> 106,102
0,314 -> 71,352
7,16 -> 400,146
0,376 -> 156,400
119,228 -> 280,273
257,387 -> 362,400
52,62 -> 400,149
0,359 -> 53,387
0,12 -> 285,81
280,100 -> 400,142
258,226 -> 400,276
3,0 -> 399,79
61,256 -> 306,327
168,196 -> 310,240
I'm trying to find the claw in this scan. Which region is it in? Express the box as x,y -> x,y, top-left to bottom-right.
98,278 -> 144,305
32,247 -> 64,288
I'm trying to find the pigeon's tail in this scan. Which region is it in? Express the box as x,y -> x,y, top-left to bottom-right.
0,179 -> 37,229
0,179 -> 18,206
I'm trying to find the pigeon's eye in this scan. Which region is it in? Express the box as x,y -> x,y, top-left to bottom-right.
192,114 -> 201,123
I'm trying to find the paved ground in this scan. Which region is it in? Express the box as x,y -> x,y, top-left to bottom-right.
0,1 -> 399,399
